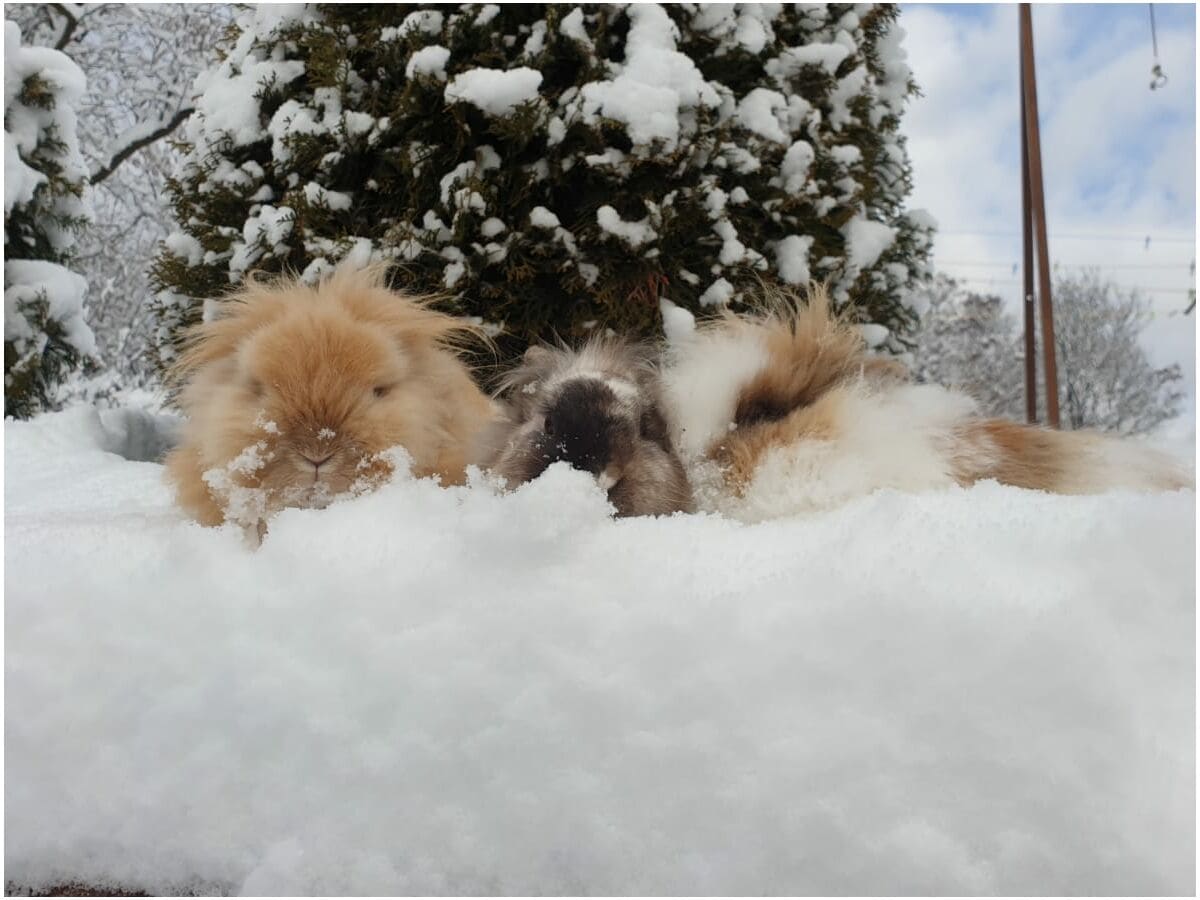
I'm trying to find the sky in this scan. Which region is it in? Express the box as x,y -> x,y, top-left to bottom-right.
899,2 -> 1196,428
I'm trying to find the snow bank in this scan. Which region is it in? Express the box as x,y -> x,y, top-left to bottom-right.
5,408 -> 1194,895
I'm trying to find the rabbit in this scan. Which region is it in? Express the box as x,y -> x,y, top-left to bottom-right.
660,283 -> 1193,521
163,264 -> 496,529
475,337 -> 695,517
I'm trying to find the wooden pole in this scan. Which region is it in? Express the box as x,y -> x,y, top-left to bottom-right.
1019,4 -> 1061,427
1020,62 -> 1037,424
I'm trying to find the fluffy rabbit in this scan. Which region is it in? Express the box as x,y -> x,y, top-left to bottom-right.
476,338 -> 694,517
163,265 -> 496,528
661,284 -> 1193,521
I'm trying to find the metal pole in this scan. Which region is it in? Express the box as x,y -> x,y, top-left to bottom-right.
1020,60 -> 1037,424
1019,4 -> 1061,428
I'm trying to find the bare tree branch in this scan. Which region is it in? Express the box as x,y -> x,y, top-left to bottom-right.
51,3 -> 80,50
90,107 -> 194,185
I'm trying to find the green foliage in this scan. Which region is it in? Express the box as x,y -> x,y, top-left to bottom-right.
153,3 -> 933,374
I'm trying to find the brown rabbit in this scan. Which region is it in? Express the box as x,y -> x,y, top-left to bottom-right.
475,338 -> 694,517
163,264 -> 496,528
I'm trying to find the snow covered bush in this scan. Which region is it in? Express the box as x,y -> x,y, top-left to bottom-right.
152,3 -> 934,369
4,19 -> 95,418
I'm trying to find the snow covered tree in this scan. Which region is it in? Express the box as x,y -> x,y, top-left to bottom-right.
911,270 -> 1183,435
1049,269 -> 1183,435
4,19 -> 96,418
7,4 -> 232,400
910,274 -> 1024,420
152,3 -> 934,370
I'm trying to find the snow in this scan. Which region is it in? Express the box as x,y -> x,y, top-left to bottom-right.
4,128 -> 44,215
266,98 -> 325,165
522,20 -> 547,57
4,20 -> 90,238
658,298 -> 696,346
860,322 -> 890,348
780,139 -> 815,193
164,229 -> 206,267
528,206 -> 561,229
4,259 -> 96,358
841,214 -> 898,273
388,9 -> 443,40
576,4 -> 720,151
713,219 -> 746,265
302,181 -> 352,211
444,67 -> 543,117
195,55 -> 305,149
558,8 -> 592,46
830,144 -> 863,166
775,234 -> 814,284
595,205 -> 655,249
4,407 -> 1194,895
229,205 -> 294,278
698,276 -> 735,307
405,45 -> 451,81
735,88 -> 790,143
474,5 -> 500,27
479,217 -> 506,238
768,42 -> 852,79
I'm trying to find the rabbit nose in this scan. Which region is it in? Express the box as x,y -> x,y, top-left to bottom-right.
301,452 -> 334,470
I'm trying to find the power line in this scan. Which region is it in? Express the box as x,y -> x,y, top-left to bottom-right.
938,229 -> 1195,243
954,276 -> 1195,297
943,260 -> 1193,271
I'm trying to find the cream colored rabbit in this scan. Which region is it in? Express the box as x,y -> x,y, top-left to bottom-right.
164,265 -> 496,528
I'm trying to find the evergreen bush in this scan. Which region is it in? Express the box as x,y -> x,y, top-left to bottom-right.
153,3 -> 934,371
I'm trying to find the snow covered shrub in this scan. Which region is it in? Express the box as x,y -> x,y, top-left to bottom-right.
152,3 -> 933,370
4,20 -> 95,418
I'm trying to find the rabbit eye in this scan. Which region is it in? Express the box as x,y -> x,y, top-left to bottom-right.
542,413 -> 554,437
373,384 -> 394,399
247,378 -> 265,397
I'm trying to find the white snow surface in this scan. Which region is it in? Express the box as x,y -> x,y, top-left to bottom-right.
5,408 -> 1194,896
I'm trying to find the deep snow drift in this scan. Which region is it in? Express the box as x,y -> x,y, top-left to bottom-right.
5,407 -> 1195,895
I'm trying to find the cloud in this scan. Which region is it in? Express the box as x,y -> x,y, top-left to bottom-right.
900,3 -> 1196,424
